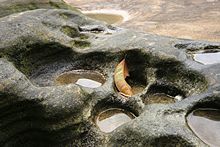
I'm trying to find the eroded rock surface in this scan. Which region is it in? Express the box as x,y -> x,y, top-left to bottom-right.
0,0 -> 79,18
0,1 -> 220,147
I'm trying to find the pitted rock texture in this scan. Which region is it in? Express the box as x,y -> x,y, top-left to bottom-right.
0,6 -> 220,147
0,0 -> 79,18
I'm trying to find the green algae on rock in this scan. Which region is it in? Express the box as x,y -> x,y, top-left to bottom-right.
61,26 -> 88,39
69,40 -> 91,48
0,0 -> 80,18
0,3 -> 219,146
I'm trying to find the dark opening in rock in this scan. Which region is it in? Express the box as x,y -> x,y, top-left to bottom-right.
143,83 -> 185,104
114,50 -> 148,96
143,82 -> 186,105
147,83 -> 185,97
113,49 -> 207,98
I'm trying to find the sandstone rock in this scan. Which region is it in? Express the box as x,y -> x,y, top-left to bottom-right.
0,0 -> 79,18
0,1 -> 220,147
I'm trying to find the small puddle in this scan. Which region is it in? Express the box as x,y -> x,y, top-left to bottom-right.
55,70 -> 105,88
187,108 -> 220,147
193,52 -> 220,65
85,13 -> 123,24
144,93 -> 183,104
83,10 -> 130,25
96,108 -> 135,133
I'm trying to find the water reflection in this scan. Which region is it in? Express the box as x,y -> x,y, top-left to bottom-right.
144,93 -> 176,104
83,9 -> 129,25
75,78 -> 102,88
187,109 -> 220,147
55,70 -> 105,88
65,0 -> 220,42
96,108 -> 135,133
193,52 -> 220,65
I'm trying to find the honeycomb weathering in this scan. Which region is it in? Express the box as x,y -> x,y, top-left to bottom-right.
0,6 -> 220,147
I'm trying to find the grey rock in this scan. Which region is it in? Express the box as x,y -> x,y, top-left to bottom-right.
0,0 -> 79,18
0,3 -> 220,147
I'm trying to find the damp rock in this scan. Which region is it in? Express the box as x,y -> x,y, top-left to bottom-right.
0,0 -> 79,18
0,1 -> 219,146
144,93 -> 176,104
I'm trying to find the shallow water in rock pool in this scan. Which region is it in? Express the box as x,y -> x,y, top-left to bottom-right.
84,12 -> 124,24
65,0 -> 220,42
55,70 -> 105,88
143,93 -> 183,104
187,109 -> 220,147
96,108 -> 135,133
193,52 -> 220,65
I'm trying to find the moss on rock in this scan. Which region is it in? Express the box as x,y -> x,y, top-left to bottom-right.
1,37 -> 74,75
0,0 -> 80,18
70,40 -> 91,49
61,26 -> 88,39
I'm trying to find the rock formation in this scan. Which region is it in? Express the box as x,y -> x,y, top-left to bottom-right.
0,0 -> 220,146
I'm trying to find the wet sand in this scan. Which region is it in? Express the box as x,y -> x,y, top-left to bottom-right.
65,0 -> 220,42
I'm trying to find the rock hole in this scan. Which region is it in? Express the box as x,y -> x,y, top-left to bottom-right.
96,108 -> 135,133
91,97 -> 140,133
187,108 -> 220,147
3,39 -> 74,76
143,83 -> 185,104
85,13 -> 123,24
69,40 -> 91,49
144,93 -> 176,104
55,70 -> 105,88
115,50 -> 148,96
83,10 -> 130,25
